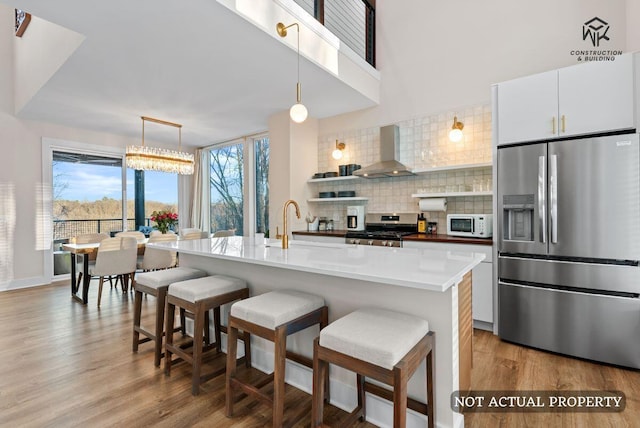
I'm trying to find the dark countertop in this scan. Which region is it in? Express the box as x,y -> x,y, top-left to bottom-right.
403,233 -> 493,246
292,230 -> 493,246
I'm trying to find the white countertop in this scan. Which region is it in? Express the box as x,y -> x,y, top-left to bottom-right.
148,237 -> 485,292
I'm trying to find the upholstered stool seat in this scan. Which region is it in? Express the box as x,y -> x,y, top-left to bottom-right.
226,290 -> 328,428
165,275 -> 250,395
230,289 -> 326,329
312,308 -> 435,428
132,267 -> 207,366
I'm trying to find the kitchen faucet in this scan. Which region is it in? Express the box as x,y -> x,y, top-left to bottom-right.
282,199 -> 300,249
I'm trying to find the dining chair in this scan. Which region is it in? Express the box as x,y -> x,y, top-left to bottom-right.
90,236 -> 138,307
72,232 -> 109,286
150,230 -> 176,237
179,228 -> 200,236
182,230 -> 209,240
212,229 -> 235,237
138,233 -> 178,271
115,231 -> 146,242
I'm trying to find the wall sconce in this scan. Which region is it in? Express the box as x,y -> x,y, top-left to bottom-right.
332,140 -> 346,160
449,116 -> 464,142
277,22 -> 308,123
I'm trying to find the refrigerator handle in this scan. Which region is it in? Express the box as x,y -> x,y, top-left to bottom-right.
550,154 -> 558,244
538,155 -> 546,243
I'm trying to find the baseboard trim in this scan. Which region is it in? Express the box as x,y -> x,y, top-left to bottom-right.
0,276 -> 49,292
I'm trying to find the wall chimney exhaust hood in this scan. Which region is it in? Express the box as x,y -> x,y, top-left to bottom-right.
353,125 -> 414,178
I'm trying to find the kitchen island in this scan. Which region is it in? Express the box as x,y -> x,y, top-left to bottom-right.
148,236 -> 485,428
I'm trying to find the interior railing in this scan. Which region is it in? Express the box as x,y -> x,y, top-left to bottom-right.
294,0 -> 376,67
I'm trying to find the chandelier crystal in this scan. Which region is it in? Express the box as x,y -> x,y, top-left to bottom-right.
125,116 -> 194,175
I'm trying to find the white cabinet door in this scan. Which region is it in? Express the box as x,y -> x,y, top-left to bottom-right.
559,54 -> 635,137
471,262 -> 493,323
402,240 -> 493,325
497,70 -> 558,145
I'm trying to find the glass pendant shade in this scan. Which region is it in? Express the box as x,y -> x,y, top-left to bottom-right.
332,148 -> 343,160
448,116 -> 464,142
449,128 -> 463,142
290,102 -> 308,123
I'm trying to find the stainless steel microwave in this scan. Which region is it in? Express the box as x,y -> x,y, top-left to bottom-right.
447,214 -> 493,238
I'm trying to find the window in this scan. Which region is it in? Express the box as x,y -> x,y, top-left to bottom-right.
125,169 -> 178,230
52,151 -> 125,244
254,136 -> 270,234
207,134 -> 269,236
209,142 -> 244,235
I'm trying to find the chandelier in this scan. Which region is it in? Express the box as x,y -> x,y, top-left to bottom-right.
125,116 -> 194,175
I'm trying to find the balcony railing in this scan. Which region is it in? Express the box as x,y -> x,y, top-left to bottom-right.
295,0 -> 376,67
53,218 -> 151,242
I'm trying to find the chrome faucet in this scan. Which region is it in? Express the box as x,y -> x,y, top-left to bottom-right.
282,199 -> 300,249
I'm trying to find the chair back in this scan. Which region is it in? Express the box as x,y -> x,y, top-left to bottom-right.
180,227 -> 200,236
92,237 -> 138,276
213,229 -> 235,237
72,233 -> 109,244
115,231 -> 146,242
140,233 -> 178,270
182,230 -> 209,240
150,230 -> 176,237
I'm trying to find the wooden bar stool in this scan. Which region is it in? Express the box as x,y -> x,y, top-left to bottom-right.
133,267 -> 207,366
225,290 -> 328,428
312,308 -> 435,428
164,275 -> 251,395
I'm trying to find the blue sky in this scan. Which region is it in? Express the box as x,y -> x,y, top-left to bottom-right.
53,162 -> 178,204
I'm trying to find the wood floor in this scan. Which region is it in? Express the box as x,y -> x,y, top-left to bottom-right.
1,281 -> 639,427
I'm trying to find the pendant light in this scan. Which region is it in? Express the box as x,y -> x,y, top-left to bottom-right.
277,22 -> 308,123
125,116 -> 194,175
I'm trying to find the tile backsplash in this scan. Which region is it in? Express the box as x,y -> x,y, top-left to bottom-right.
309,104 -> 493,230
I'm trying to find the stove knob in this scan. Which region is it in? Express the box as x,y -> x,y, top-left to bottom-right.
367,240 -> 374,245
355,239 -> 361,245
349,239 -> 356,244
381,240 -> 387,247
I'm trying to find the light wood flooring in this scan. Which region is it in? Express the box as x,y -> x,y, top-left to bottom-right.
1,281 -> 639,427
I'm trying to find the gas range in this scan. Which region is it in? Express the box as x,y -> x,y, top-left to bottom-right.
345,213 -> 418,247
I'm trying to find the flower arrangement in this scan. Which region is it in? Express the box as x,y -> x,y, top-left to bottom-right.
150,210 -> 178,234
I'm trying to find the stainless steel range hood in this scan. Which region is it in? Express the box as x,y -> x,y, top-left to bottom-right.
353,125 -> 414,178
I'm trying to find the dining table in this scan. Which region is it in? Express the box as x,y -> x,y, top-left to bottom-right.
62,239 -> 147,304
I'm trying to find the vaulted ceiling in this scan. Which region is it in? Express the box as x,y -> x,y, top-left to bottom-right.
4,0 -> 377,146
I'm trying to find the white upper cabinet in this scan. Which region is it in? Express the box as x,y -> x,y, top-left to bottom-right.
497,70 -> 558,144
559,54 -> 634,137
496,53 -> 636,145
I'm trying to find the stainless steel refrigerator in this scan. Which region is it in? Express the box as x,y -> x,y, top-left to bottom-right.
497,132 -> 640,369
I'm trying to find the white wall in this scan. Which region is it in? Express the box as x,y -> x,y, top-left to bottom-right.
319,0 -> 630,134
628,0 -> 640,52
0,4 -> 193,290
13,15 -> 84,113
268,111 -> 318,236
